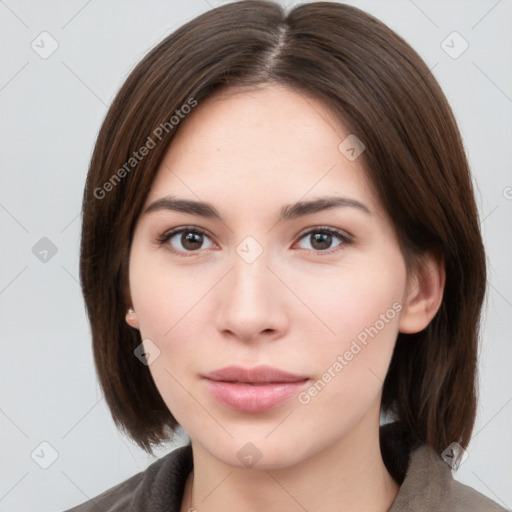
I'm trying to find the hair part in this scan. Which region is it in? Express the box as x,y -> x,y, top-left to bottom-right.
80,0 -> 486,454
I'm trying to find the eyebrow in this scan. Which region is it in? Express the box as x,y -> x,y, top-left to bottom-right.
144,194 -> 371,222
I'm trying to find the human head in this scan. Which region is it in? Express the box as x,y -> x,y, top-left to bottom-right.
79,0 -> 486,455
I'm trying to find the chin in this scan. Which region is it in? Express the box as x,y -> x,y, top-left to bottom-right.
197,434 -> 313,471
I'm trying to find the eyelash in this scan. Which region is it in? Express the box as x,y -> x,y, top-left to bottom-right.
155,225 -> 353,257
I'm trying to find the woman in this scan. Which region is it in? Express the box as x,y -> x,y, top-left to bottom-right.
68,1 -> 507,511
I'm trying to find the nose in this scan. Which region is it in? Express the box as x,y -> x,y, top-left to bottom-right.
215,246 -> 289,344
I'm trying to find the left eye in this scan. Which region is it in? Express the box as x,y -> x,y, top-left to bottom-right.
295,228 -> 349,253
156,226 -> 350,256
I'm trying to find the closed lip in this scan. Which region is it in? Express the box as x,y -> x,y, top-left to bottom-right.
202,365 -> 309,384
202,365 -> 310,413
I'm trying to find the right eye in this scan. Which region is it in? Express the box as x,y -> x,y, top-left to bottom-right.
156,226 -> 216,256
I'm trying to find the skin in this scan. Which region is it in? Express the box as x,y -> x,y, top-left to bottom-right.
126,84 -> 445,512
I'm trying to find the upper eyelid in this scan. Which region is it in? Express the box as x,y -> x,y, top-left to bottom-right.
160,225 -> 216,243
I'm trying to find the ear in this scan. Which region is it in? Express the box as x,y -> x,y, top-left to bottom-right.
123,284 -> 140,330
399,251 -> 445,334
125,308 -> 140,330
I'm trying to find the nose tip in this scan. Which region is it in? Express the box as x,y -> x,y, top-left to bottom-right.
215,251 -> 288,343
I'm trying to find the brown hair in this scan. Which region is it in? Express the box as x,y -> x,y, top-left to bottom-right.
80,0 -> 486,454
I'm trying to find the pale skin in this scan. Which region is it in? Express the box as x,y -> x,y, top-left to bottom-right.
125,84 -> 445,512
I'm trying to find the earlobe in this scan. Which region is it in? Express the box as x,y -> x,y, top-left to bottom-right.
399,252 -> 446,334
123,282 -> 139,329
125,307 -> 140,330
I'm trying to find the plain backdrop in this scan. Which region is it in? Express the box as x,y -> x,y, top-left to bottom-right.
1,1 -> 511,511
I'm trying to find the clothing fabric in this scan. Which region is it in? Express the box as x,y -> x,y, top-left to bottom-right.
64,422 -> 507,511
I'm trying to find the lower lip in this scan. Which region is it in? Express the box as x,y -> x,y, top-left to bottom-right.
204,379 -> 309,413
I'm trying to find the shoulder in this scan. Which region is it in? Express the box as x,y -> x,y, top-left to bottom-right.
449,478 -> 508,512
388,444 -> 508,512
62,443 -> 193,512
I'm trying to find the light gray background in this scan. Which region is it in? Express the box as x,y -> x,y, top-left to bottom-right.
1,0 -> 511,510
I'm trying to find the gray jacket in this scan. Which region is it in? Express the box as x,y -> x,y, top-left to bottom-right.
64,423 -> 508,511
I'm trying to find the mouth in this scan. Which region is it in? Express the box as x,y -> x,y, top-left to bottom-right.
202,365 -> 310,413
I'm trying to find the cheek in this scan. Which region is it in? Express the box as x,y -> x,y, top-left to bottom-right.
128,247 -> 217,409
129,242 -> 209,344
292,299 -> 402,440
295,256 -> 404,351
293,260 -> 404,402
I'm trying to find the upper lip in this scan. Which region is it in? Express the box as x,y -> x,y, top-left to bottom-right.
203,365 -> 309,384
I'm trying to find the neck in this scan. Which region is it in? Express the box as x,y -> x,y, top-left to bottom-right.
181,413 -> 400,512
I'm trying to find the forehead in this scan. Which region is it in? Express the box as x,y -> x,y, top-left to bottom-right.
144,84 -> 379,218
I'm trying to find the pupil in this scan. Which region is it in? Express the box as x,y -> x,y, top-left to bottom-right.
182,232 -> 202,250
312,233 -> 331,250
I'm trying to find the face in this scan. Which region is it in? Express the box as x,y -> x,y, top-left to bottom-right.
127,84 -> 412,469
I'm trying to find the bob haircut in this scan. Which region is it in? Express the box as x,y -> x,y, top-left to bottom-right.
80,0 -> 486,454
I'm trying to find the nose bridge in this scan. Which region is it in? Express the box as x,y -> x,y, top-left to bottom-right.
230,236 -> 273,306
